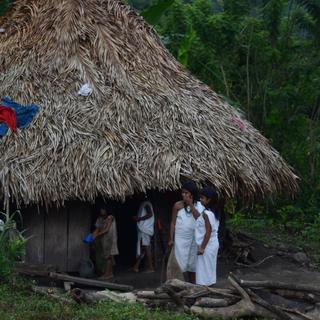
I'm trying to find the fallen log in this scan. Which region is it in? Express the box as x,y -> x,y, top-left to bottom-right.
136,291 -> 170,300
164,278 -> 237,298
191,299 -> 277,319
70,288 -> 133,304
194,297 -> 230,308
239,280 -> 320,294
280,307 -> 316,320
245,287 -> 293,320
49,272 -> 133,292
32,286 -> 72,304
164,279 -> 203,291
229,274 -> 292,320
274,289 -> 320,304
162,284 -> 185,308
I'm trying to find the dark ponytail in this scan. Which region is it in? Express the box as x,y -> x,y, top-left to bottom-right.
200,186 -> 219,220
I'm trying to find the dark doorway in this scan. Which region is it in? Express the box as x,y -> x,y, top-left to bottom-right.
92,194 -> 148,268
115,195 -> 144,267
91,190 -> 180,273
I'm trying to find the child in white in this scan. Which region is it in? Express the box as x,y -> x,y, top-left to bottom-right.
195,186 -> 220,286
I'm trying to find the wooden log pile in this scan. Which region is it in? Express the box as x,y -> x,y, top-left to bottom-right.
68,275 -> 320,319
134,276 -> 320,319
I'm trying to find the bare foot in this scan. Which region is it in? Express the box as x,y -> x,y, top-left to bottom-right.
142,269 -> 155,274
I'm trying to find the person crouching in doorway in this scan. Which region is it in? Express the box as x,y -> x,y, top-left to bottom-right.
132,200 -> 155,273
195,186 -> 220,286
93,205 -> 119,280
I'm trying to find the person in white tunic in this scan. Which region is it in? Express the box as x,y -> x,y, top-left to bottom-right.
132,200 -> 155,273
195,186 -> 220,286
168,181 -> 204,283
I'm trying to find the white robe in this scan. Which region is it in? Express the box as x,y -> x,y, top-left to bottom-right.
174,201 -> 204,273
195,209 -> 219,286
136,201 -> 154,256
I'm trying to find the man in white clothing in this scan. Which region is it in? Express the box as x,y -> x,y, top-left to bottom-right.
132,200 -> 155,273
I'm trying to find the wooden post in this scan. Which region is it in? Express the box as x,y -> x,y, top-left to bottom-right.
217,198 -> 227,250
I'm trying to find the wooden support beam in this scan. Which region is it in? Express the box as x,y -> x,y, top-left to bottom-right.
49,272 -> 133,292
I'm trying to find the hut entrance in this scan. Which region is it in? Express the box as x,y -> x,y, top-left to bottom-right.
92,194 -> 149,271
92,191 -> 177,272
114,196 -> 142,267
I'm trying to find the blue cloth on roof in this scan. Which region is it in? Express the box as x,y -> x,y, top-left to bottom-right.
0,97 -> 39,137
0,124 -> 9,137
2,97 -> 39,128
0,123 -> 9,137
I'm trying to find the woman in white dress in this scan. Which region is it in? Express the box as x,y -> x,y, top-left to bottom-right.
168,181 -> 204,283
195,186 -> 220,286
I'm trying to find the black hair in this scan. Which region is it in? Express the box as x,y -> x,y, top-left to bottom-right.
100,203 -> 114,215
200,186 -> 220,220
182,180 -> 199,204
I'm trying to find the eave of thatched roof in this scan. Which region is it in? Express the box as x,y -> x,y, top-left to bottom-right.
0,0 -> 298,207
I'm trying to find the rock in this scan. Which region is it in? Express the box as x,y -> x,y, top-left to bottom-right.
276,243 -> 286,251
293,252 -> 309,264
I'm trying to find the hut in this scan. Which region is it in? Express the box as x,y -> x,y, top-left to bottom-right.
0,0 -> 297,272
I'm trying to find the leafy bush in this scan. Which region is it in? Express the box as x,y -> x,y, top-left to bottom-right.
0,210 -> 28,282
301,213 -> 320,243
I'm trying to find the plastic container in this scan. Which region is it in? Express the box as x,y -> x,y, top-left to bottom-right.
83,233 -> 94,244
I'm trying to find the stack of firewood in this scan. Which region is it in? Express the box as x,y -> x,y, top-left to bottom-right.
70,275 -> 320,319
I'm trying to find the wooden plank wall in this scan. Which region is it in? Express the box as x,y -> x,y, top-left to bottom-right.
23,202 -> 91,272
44,206 -> 68,271
67,202 -> 90,271
23,207 -> 45,264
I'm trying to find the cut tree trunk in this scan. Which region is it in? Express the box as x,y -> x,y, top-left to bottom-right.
239,280 -> 320,294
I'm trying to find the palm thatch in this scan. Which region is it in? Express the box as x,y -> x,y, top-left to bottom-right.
0,0 -> 297,207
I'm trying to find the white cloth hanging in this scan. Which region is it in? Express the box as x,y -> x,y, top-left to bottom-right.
77,83 -> 93,96
195,209 -> 219,286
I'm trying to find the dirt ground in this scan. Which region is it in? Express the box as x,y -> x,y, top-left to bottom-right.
109,236 -> 320,290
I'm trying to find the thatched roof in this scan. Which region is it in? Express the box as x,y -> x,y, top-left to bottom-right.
0,0 -> 297,206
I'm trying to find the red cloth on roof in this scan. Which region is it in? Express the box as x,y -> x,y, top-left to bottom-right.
0,106 -> 17,132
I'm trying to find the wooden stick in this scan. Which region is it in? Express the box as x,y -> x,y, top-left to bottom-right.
280,307 -> 315,320
230,274 -> 292,320
49,272 -> 133,292
162,284 -> 184,307
228,276 -> 251,302
274,289 -> 320,304
207,287 -> 239,299
246,287 -> 293,320
236,255 -> 274,268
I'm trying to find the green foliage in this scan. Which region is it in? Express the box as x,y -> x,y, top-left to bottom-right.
0,0 -> 13,16
177,25 -> 196,66
141,0 -> 175,24
151,0 -> 320,233
0,211 -> 28,283
228,204 -> 320,259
